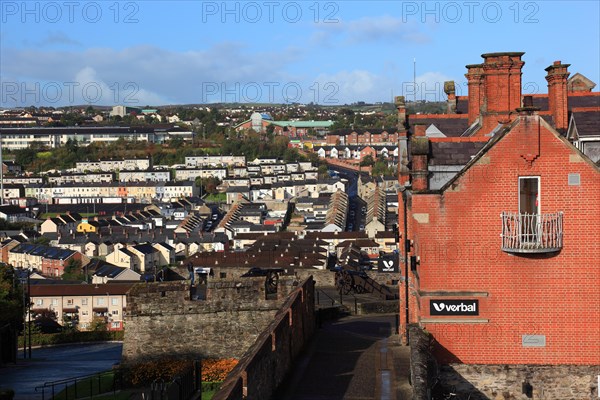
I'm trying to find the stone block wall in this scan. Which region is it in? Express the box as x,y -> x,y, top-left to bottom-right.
213,277 -> 316,400
437,364 -> 599,400
121,278 -> 292,364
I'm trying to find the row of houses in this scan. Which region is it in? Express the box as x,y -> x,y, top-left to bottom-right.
224,178 -> 346,204
0,125 -> 193,151
3,181 -> 198,204
325,128 -> 401,146
315,145 -> 399,162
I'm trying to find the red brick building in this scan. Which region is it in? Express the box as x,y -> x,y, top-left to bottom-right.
326,128 -> 399,146
399,52 -> 600,365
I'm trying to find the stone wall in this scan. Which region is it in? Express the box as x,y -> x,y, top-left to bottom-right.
437,364 -> 599,400
174,264 -> 400,290
212,277 -> 316,400
408,324 -> 599,399
121,277 -> 296,364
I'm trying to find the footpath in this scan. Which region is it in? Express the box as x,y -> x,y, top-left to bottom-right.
277,313 -> 413,400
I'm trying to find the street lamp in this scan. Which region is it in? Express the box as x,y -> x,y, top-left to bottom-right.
20,267 -> 32,359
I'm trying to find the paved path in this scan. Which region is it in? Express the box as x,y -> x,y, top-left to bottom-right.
278,314 -> 412,400
0,342 -> 123,400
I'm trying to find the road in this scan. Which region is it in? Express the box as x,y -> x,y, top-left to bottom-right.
0,342 -> 123,400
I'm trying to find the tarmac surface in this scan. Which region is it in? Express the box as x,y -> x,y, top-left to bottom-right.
277,313 -> 412,400
0,342 -> 123,400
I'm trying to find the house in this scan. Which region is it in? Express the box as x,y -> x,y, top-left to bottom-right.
0,205 -> 32,223
28,283 -> 133,331
8,243 -> 85,277
2,161 -> 22,174
92,263 -> 141,284
398,52 -> 600,367
105,246 -> 137,271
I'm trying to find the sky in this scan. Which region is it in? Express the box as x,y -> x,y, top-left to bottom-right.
1,0 -> 599,106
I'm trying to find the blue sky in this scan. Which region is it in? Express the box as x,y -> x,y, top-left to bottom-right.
1,1 -> 599,106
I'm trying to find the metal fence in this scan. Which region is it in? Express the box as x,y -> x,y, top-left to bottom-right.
34,369 -> 124,400
34,360 -> 200,400
501,212 -> 563,252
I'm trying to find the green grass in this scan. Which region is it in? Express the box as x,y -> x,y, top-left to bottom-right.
87,392 -> 132,400
37,151 -> 53,159
39,213 -> 98,219
203,193 -> 226,202
202,381 -> 223,399
52,371 -> 121,400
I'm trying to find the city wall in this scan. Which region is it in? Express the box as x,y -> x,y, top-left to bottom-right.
121,276 -> 301,364
212,277 -> 316,400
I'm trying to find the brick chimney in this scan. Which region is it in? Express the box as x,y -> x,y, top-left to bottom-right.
466,52 -> 526,133
396,95 -> 409,186
444,81 -> 456,113
480,52 -> 525,132
545,60 -> 570,132
465,63 -> 484,125
410,123 -> 429,191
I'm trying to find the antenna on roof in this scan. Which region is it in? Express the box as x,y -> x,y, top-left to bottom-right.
413,58 -> 417,103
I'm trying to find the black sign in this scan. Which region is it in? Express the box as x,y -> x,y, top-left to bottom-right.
378,254 -> 398,273
429,299 -> 479,316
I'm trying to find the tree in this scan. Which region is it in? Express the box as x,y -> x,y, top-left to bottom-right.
360,155 -> 375,167
372,159 -> 395,176
195,176 -> 222,195
90,316 -> 107,332
318,164 -> 329,179
62,259 -> 85,281
0,264 -> 23,330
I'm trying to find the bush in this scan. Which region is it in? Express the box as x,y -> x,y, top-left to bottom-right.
0,389 -> 14,400
18,330 -> 124,347
126,359 -> 193,387
201,359 -> 238,382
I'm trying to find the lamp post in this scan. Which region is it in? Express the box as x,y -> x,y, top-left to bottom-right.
27,270 -> 31,359
20,267 -> 32,359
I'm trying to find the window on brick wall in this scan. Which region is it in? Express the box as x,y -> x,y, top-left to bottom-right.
519,177 -> 540,243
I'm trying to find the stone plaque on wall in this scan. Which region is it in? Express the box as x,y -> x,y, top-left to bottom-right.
522,334 -> 546,347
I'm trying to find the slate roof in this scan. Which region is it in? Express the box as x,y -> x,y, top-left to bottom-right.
94,264 -> 128,278
10,243 -> 75,260
29,283 -> 134,296
568,94 -> 600,109
407,116 -> 470,137
132,243 -> 157,255
571,110 -> 600,137
429,141 -> 488,166
444,94 -> 599,115
328,128 -> 399,136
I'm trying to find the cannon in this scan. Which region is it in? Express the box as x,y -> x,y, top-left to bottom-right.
241,267 -> 285,295
334,266 -> 368,295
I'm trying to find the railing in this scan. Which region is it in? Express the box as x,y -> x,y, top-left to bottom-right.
501,212 -> 563,253
34,369 -> 124,400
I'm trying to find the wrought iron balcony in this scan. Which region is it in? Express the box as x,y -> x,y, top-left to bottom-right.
501,212 -> 563,253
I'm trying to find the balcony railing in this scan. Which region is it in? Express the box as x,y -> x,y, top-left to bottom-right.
501,212 -> 563,253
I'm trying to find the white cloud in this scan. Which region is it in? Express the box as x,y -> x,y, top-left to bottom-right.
313,15 -> 431,45
0,44 -> 302,106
